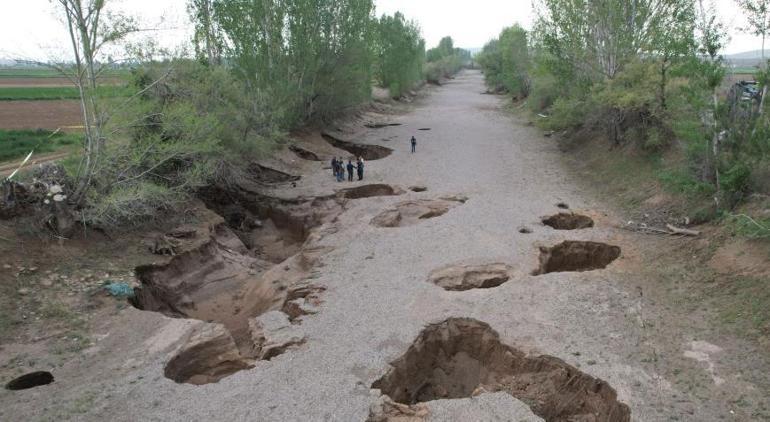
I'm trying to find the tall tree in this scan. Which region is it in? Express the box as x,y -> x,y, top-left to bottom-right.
55,0 -> 137,205
735,0 -> 770,61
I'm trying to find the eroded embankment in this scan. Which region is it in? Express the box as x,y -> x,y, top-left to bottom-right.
131,178 -> 411,385
370,318 -> 630,422
131,180 -> 346,384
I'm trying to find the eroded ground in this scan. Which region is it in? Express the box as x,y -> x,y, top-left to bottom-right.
1,71 -> 769,421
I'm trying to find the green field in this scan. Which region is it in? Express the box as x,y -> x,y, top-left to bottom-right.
0,68 -> 131,78
0,129 -> 80,162
0,85 -> 133,101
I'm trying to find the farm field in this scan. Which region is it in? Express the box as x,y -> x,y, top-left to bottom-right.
0,100 -> 82,131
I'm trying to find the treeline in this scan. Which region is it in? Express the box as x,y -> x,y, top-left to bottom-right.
30,0 -> 471,228
478,0 -> 770,222
425,37 -> 472,84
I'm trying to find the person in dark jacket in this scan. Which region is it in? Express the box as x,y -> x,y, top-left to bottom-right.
331,157 -> 338,178
410,136 -> 417,153
346,160 -> 355,182
357,157 -> 364,180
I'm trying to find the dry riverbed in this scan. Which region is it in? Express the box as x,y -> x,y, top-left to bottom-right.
1,70 -> 768,421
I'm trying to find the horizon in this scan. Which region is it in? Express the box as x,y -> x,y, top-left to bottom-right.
0,0 -> 767,62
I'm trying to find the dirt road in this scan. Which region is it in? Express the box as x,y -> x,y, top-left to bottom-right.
2,71 -> 768,421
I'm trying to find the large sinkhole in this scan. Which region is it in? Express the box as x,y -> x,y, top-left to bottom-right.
131,227 -> 327,385
338,184 -> 404,200
372,318 -> 630,421
288,145 -> 321,161
541,213 -> 594,230
428,263 -> 513,291
131,186 -> 342,385
247,163 -> 300,184
321,133 -> 393,160
371,196 -> 466,228
533,241 -> 621,275
198,185 -> 338,264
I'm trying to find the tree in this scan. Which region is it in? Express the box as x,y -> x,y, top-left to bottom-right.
188,0 -> 224,65
735,0 -> 770,61
374,12 -> 425,97
55,0 -> 138,205
694,0 -> 727,190
211,0 -> 375,125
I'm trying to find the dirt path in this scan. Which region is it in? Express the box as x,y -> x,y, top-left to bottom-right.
2,71 -> 768,421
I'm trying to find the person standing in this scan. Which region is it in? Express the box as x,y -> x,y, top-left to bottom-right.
331,157 -> 338,178
410,136 -> 417,153
337,157 -> 345,182
357,157 -> 364,181
346,160 -> 355,182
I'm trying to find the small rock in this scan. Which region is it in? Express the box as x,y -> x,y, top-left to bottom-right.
18,288 -> 30,295
2,264 -> 11,270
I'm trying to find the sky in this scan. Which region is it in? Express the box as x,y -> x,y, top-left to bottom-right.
0,0 -> 765,62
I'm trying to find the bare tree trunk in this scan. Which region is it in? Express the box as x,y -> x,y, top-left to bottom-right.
712,92 -> 720,192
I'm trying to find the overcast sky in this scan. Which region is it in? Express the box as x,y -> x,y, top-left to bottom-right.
0,0 -> 764,61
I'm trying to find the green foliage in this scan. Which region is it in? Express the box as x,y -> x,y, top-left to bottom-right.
0,129 -> 80,161
541,96 -> 589,130
478,25 -> 529,97
374,12 -> 425,97
211,0 -> 375,126
422,36 -> 469,84
658,168 -> 716,198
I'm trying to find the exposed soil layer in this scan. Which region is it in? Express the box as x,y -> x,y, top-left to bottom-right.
130,181 -> 343,385
370,197 -> 465,228
198,184 -> 342,263
289,145 -> 321,161
321,133 -> 393,160
338,184 -> 404,200
428,263 -> 513,291
533,241 -> 621,275
541,213 -> 594,230
371,318 -> 630,421
131,224 -> 328,384
5,371 -> 54,390
409,186 -> 428,192
247,163 -> 301,184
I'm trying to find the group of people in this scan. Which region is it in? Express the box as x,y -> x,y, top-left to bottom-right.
329,136 -> 417,183
331,156 -> 365,182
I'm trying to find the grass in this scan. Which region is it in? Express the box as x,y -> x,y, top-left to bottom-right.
0,129 -> 81,162
0,68 -> 130,78
0,85 -> 132,101
718,276 -> 770,336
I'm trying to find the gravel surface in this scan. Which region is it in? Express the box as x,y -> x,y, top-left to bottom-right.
3,70 -> 763,422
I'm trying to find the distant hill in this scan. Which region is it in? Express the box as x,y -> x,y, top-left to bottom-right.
725,50 -> 765,60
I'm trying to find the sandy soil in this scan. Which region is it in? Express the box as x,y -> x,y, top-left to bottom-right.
1,71 -> 768,421
0,100 -> 82,130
